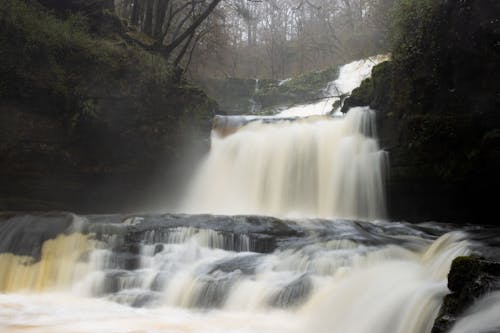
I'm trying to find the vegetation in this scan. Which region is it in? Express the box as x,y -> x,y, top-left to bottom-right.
114,0 -> 395,80
0,0 -> 174,119
343,0 -> 500,222
198,65 -> 339,114
0,0 -> 215,212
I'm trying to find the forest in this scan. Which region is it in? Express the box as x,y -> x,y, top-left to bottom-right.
112,0 -> 392,79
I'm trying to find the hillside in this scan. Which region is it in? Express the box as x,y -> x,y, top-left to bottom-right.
0,0 -> 216,212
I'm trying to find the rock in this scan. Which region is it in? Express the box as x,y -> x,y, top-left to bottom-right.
0,212 -> 76,259
269,274 -> 312,308
198,65 -> 339,115
341,0 -> 500,223
432,256 -> 500,333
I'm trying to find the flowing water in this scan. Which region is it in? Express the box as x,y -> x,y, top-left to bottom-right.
1,56 -> 499,333
0,213 -> 492,333
180,56 -> 389,220
181,107 -> 387,220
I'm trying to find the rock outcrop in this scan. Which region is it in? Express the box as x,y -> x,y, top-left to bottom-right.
432,256 -> 500,333
198,65 -> 339,115
343,0 -> 500,223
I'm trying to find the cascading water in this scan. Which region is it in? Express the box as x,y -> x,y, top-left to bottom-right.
180,55 -> 389,220
180,107 -> 387,220
0,213 -> 487,333
1,56 -> 499,333
249,78 -> 261,114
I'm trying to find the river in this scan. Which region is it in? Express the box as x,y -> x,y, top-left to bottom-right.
1,56 -> 499,333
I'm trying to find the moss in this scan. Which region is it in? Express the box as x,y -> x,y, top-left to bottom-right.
360,0 -> 500,223
198,65 -> 339,114
254,66 -> 339,109
0,0 -> 175,115
448,256 -> 484,292
0,0 -> 215,212
342,78 -> 373,112
341,60 -> 393,113
280,66 -> 339,93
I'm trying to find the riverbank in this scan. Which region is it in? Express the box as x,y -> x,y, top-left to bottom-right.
0,0 -> 216,212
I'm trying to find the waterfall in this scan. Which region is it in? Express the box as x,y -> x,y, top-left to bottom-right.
181,108 -> 387,220
449,291 -> 500,333
0,214 -> 481,333
249,78 -> 261,114
180,56 -> 389,220
0,55 -> 497,333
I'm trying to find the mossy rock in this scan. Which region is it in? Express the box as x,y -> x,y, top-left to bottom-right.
431,256 -> 500,333
341,60 -> 392,113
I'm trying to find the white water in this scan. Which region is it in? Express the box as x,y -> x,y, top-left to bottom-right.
277,54 -> 388,118
449,291 -> 500,333
1,55 -> 498,333
0,216 -> 475,333
181,107 -> 387,220
180,55 -> 389,220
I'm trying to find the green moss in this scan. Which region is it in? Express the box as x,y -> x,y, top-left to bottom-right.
198,65 -> 339,114
281,66 -> 339,92
0,0 -> 174,115
448,256 -> 483,291
342,61 -> 393,113
254,66 -> 340,109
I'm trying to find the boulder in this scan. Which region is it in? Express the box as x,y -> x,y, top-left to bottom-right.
432,256 -> 500,333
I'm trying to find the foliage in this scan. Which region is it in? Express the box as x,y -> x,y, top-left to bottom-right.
280,66 -> 339,95
0,0 -> 174,115
390,0 -> 438,65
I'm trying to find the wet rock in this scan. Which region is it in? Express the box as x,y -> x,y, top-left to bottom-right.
191,274 -> 237,308
209,254 -> 263,275
432,256 -> 500,333
96,270 -> 134,295
109,290 -> 162,308
269,274 -> 312,308
0,212 -> 76,259
341,0 -> 500,223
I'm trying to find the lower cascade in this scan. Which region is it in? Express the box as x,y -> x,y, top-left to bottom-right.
0,213 -> 490,333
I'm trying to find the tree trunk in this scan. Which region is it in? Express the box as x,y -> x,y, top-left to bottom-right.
143,0 -> 154,36
154,0 -> 170,38
161,0 -> 223,56
131,0 -> 141,25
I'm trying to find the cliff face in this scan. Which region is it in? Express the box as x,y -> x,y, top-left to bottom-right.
344,0 -> 500,223
197,66 -> 339,115
0,0 -> 216,212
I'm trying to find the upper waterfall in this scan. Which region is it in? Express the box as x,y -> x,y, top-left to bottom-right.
276,55 -> 388,118
179,56 -> 389,220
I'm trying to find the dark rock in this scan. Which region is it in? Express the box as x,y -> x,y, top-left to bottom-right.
198,66 -> 339,115
432,256 -> 500,333
209,254 -> 263,275
269,274 -> 312,308
0,212 -> 76,259
190,274 -> 237,308
342,0 -> 500,223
